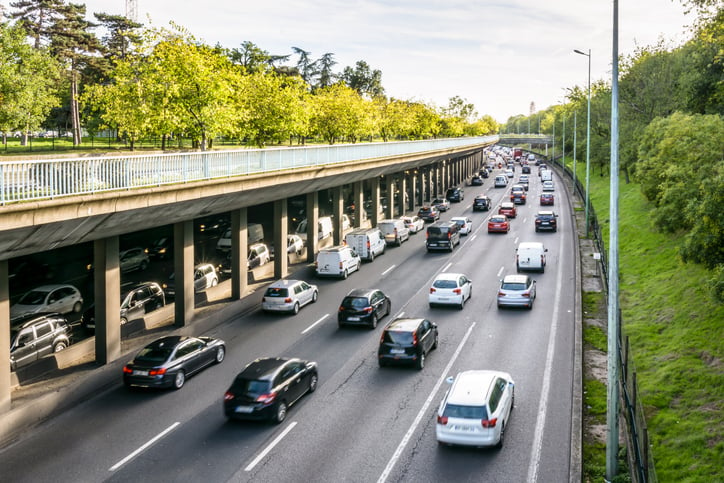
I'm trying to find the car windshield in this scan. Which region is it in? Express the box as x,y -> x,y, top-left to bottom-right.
265,287 -> 289,297
442,404 -> 489,420
502,282 -> 527,291
433,280 -> 457,289
384,330 -> 414,344
135,347 -> 173,363
154,237 -> 168,247
17,290 -> 48,305
454,220 -> 465,226
232,377 -> 271,394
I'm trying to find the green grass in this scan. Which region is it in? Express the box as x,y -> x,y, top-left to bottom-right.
579,165 -> 724,482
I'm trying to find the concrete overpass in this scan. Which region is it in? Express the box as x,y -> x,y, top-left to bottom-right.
497,134 -> 553,145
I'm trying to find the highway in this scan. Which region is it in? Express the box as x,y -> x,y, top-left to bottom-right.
0,166 -> 577,483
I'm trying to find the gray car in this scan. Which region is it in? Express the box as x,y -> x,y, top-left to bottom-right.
497,274 -> 536,310
10,313 -> 71,371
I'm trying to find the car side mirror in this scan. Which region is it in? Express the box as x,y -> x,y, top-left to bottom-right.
545,248 -> 548,252
445,376 -> 454,385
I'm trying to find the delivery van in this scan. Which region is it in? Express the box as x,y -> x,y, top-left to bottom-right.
315,246 -> 362,279
345,228 -> 386,262
516,242 -> 548,273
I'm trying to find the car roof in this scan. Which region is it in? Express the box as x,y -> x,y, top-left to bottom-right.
145,336 -> 187,349
490,215 -> 507,220
384,317 -> 425,332
195,263 -> 215,269
518,242 -> 545,249
268,279 -> 304,289
501,202 -> 515,208
537,211 -> 555,216
345,288 -> 378,298
11,312 -> 64,328
450,217 -> 468,221
474,194 -> 489,199
434,272 -> 465,281
237,357 -> 294,380
502,274 -> 530,284
320,246 -> 350,253
447,370 -> 506,405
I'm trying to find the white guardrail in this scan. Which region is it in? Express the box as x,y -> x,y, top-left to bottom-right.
0,136 -> 497,205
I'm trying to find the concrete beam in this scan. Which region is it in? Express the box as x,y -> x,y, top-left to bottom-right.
305,193 -> 319,263
332,186 -> 344,246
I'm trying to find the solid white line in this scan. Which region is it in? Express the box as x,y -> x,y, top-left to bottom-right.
377,322 -> 477,483
496,266 -> 504,277
395,311 -> 405,319
470,235 -> 477,242
381,265 -> 396,276
109,422 -> 180,471
526,225 -> 565,482
442,262 -> 452,272
244,421 -> 298,472
301,314 -> 329,334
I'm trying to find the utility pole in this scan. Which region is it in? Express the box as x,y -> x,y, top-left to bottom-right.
126,0 -> 138,21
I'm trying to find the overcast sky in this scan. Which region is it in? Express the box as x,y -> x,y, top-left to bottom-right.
76,0 -> 692,122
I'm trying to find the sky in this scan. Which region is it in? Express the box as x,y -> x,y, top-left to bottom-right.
74,0 -> 693,122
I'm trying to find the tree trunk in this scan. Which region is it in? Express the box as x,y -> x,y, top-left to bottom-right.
70,70 -> 82,146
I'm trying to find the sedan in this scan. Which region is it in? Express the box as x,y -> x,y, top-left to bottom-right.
338,288 -> 391,329
471,175 -> 484,186
262,279 -> 318,315
429,273 -> 472,309
431,198 -> 450,212
542,180 -> 555,191
487,215 -> 510,234
505,169 -> 514,178
10,284 -> 83,318
123,336 -> 226,390
497,274 -> 536,309
518,175 -> 530,191
401,215 -> 425,234
498,202 -> 517,219
540,193 -> 555,205
451,216 -> 473,235
120,247 -> 150,272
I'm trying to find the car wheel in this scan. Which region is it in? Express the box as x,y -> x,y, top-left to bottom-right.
139,260 -> 148,271
385,301 -> 391,316
342,269 -> 348,280
416,352 -> 425,370
496,422 -> 506,449
459,297 -> 465,310
274,401 -> 287,424
308,373 -> 318,393
370,313 -> 378,329
432,334 -> 438,350
369,251 -> 374,262
516,264 -> 521,273
292,302 -> 300,315
121,317 -> 128,325
312,291 -> 318,303
173,371 -> 185,390
53,341 -> 67,352
72,301 -> 82,313
211,278 -> 218,287
528,298 -> 534,310
535,227 -> 539,232
215,346 -> 225,364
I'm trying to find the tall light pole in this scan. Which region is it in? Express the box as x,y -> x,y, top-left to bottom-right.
574,48 -> 591,237
573,110 -> 577,183
562,115 -> 566,170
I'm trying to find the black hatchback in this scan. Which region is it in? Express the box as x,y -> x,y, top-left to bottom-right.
378,318 -> 438,370
473,195 -> 492,211
446,187 -> 465,202
338,288 -> 391,329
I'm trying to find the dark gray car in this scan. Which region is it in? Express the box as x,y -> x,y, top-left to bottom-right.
10,313 -> 71,371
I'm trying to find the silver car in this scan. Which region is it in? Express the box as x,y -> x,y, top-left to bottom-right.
496,274 -> 536,310
120,247 -> 150,272
10,284 -> 83,318
262,279 -> 318,315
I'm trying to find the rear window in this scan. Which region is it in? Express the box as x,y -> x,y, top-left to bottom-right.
232,378 -> 271,394
135,347 -> 173,363
341,297 -> 369,309
383,330 -> 413,345
442,404 -> 489,420
433,280 -> 457,289
265,287 -> 289,297
427,227 -> 449,236
501,282 -> 526,291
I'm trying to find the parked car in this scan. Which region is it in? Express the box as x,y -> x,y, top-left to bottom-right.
163,263 -> 218,297
119,247 -> 150,272
378,219 -> 410,246
446,187 -> 465,202
450,216 -> 473,235
426,221 -> 461,252
487,215 -> 510,234
497,274 -> 536,309
315,246 -> 361,279
195,216 -> 229,236
429,273 -> 472,309
431,198 -> 450,212
542,180 -> 555,191
494,175 -> 508,188
145,236 -> 173,260
224,357 -> 318,423
473,195 -> 492,211
436,370 -> 515,448
123,335 -> 225,390
262,279 -> 318,315
510,185 -> 527,205
378,318 -> 438,370
418,206 -> 441,222
81,281 -> 165,333
534,211 -> 558,232
10,313 -> 71,371
338,288 -> 391,329
540,193 -> 555,206
401,215 -> 425,234
498,202 -> 517,219
516,242 -> 548,272
10,284 -> 83,318
248,243 -> 271,269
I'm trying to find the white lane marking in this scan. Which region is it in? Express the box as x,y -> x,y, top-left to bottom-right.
470,235 -> 477,242
395,311 -> 405,319
377,322 -> 477,483
496,266 -> 504,277
382,265 -> 396,276
109,422 -> 180,471
526,221 -> 565,482
442,262 -> 452,272
244,421 -> 298,472
302,314 -> 329,334
514,236 -> 520,244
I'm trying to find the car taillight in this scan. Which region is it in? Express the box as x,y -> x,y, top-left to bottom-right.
284,297 -> 292,303
363,307 -> 373,313
315,261 -> 318,268
453,288 -> 461,294
535,219 -> 541,224
541,255 -> 545,264
447,232 -> 451,239
482,418 -> 498,428
498,291 -> 506,297
522,291 -> 530,297
437,415 -> 448,425
339,262 -> 343,269
224,391 -> 235,401
149,368 -> 166,376
367,240 -> 370,249
430,287 -> 436,293
256,392 -> 277,404
123,365 -> 133,374
412,332 -> 418,346
516,255 -> 519,264
339,306 -> 345,312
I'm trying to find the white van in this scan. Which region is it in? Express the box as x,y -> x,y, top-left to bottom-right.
296,216 -> 333,241
516,241 -> 548,273
541,169 -> 553,182
345,228 -> 386,261
315,246 -> 361,279
377,219 -> 410,246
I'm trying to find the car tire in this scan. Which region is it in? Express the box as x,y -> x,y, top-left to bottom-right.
72,301 -> 82,313
215,346 -> 225,364
308,373 -> 318,393
432,334 -> 438,350
370,313 -> 378,329
274,401 -> 287,424
342,269 -> 349,280
53,341 -> 67,352
173,371 -> 185,390
292,302 -> 300,315
416,352 -> 425,370
139,260 -> 148,271
211,278 -> 218,287
369,251 -> 375,262
459,297 -> 465,310
496,422 -> 506,449
312,291 -> 318,303
121,317 -> 128,325
528,299 -> 534,310
535,227 -> 539,232
385,301 -> 391,317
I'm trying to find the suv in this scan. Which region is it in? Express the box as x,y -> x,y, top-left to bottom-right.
262,279 -> 318,315
436,370 -> 515,448
338,288 -> 391,329
378,318 -> 438,370
510,185 -> 527,204
163,263 -> 219,297
426,221 -> 461,252
497,274 -> 536,309
81,281 -> 166,333
473,195 -> 492,211
445,187 -> 465,202
535,211 -> 558,232
10,313 -> 71,371
417,206 -> 440,223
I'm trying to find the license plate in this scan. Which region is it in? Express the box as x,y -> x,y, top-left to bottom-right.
428,243 -> 437,246
390,349 -> 405,354
133,370 -> 149,376
438,297 -> 448,301
347,317 -> 360,321
235,406 -> 254,414
452,425 -> 476,432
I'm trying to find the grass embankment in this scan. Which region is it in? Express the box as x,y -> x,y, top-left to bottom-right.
585,168 -> 723,482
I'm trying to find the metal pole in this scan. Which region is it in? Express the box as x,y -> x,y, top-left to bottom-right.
574,48 -> 592,237
606,0 -> 620,479
562,116 -> 566,170
552,117 -> 555,163
573,111 -> 577,185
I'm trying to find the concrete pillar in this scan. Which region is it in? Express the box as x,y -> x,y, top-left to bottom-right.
416,170 -> 424,206
305,192 -> 319,263
353,181 -> 364,228
370,177 -> 381,227
230,208 -> 248,300
385,175 -> 395,219
94,236 -> 121,364
409,172 -> 417,211
173,220 -> 194,327
332,186 -> 344,245
274,199 -> 288,279
0,260 -> 10,412
434,166 -> 440,198
398,174 -> 407,216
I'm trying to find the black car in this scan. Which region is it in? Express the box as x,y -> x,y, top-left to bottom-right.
478,169 -> 489,178
123,335 -> 225,390
418,206 -> 440,222
473,195 -> 492,211
445,187 -> 464,202
378,318 -> 438,370
145,236 -> 173,260
522,165 -> 531,174
470,175 -> 484,186
338,288 -> 391,329
10,313 -> 71,371
224,357 -> 318,423
535,211 -> 558,232
82,281 -> 165,333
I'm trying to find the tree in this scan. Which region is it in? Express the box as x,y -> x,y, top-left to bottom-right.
340,60 -> 384,98
8,0 -> 65,48
316,52 -> 337,89
292,46 -> 317,86
310,83 -> 371,144
93,12 -> 142,61
226,41 -> 289,74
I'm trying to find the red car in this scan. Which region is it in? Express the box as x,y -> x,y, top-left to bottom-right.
488,215 -> 510,233
540,193 -> 555,205
498,202 -> 517,218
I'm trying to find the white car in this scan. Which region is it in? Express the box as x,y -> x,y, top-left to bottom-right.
542,180 -> 555,191
11,284 -> 83,318
436,370 -> 515,448
450,217 -> 473,235
262,279 -> 318,315
401,215 -> 425,234
505,169 -> 514,178
429,272 -> 472,309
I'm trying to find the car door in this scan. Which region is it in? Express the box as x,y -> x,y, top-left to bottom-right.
458,275 -> 471,300
418,321 -> 432,355
45,288 -> 65,313
11,327 -> 38,369
299,282 -> 314,306
370,291 -> 384,318
33,320 -> 56,357
194,269 -> 206,292
283,361 -> 307,403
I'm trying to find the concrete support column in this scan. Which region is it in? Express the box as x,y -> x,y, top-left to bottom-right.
305,192 -> 319,262
426,169 -> 433,201
370,177 -> 381,227
0,260 -> 10,412
231,208 -> 248,300
398,175 -> 407,216
94,236 -> 121,364
417,170 -> 424,206
385,175 -> 395,219
434,166 -> 441,197
173,220 -> 194,327
274,199 -> 288,279
332,186 -> 344,245
353,181 -> 364,228
409,173 -> 417,211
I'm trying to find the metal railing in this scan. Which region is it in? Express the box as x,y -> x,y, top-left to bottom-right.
0,136 -> 497,205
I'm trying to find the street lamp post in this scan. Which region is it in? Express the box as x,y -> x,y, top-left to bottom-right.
574,48 -> 591,237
